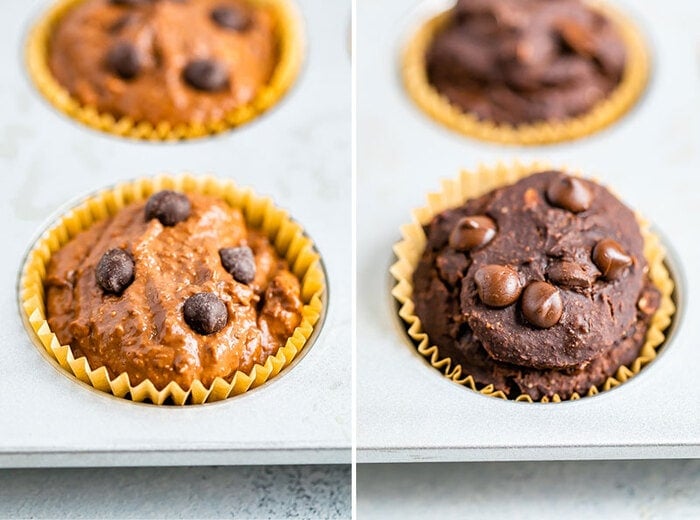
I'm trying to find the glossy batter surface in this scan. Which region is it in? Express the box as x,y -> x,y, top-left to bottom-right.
45,193 -> 302,390
49,0 -> 278,125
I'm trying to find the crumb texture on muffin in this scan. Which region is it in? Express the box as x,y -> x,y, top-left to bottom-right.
412,171 -> 660,401
426,0 -> 626,124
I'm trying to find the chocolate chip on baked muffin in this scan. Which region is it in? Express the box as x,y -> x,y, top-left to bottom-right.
474,264 -> 522,308
106,42 -> 141,80
522,281 -> 564,328
219,246 -> 256,284
211,5 -> 251,31
145,190 -> 191,226
546,174 -> 593,213
593,238 -> 633,281
183,59 -> 229,92
96,248 -> 135,294
183,292 -> 228,335
448,215 -> 497,251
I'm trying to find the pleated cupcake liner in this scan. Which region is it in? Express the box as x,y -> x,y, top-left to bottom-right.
19,174 -> 326,405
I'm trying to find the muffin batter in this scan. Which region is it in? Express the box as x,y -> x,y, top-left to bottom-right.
45,192 -> 303,390
49,0 -> 278,125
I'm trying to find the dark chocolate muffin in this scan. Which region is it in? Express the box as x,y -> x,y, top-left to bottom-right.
426,0 -> 626,125
412,171 -> 661,400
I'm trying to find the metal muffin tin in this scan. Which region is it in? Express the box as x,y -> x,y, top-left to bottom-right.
357,0 -> 700,462
0,0 -> 350,467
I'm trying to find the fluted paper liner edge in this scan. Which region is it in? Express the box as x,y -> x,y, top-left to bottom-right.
402,1 -> 649,145
26,0 -> 304,141
20,174 -> 325,405
390,162 -> 675,403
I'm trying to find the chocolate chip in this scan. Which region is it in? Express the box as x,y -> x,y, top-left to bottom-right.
522,281 -> 563,328
183,59 -> 229,92
219,246 -> 256,284
110,0 -> 151,7
448,215 -> 497,251
106,42 -> 141,80
546,174 -> 593,213
592,239 -> 633,281
211,5 -> 251,31
474,264 -> 522,308
547,260 -> 594,289
183,292 -> 228,335
96,248 -> 134,294
145,190 -> 191,227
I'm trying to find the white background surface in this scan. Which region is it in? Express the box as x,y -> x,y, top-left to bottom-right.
0,0 -> 351,466
357,0 -> 700,462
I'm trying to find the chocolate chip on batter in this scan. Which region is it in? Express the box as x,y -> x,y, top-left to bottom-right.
183,59 -> 229,92
211,5 -> 251,31
448,215 -> 497,251
145,190 -> 191,227
106,42 -> 141,80
96,248 -> 135,295
593,238 -> 633,281
474,265 -> 522,308
183,292 -> 228,335
546,174 -> 593,213
522,281 -> 563,328
219,246 -> 256,284
110,0 -> 151,8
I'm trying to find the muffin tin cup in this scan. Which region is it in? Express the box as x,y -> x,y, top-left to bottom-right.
25,0 -> 304,141
390,162 -> 675,403
401,0 -> 650,145
19,174 -> 326,405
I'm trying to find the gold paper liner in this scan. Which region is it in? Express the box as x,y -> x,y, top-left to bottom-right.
26,0 -> 304,141
402,1 -> 650,145
19,174 -> 325,405
390,162 -> 676,403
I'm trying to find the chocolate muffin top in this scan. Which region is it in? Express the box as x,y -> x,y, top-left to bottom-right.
417,171 -> 647,369
49,0 -> 278,126
426,0 -> 626,125
45,191 -> 303,390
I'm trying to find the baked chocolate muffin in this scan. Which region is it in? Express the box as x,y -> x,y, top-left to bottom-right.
48,0 -> 278,126
412,171 -> 661,400
426,0 -> 626,125
45,190 -> 303,391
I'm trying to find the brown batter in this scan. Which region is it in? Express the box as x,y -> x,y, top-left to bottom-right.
45,193 -> 303,390
49,0 -> 278,125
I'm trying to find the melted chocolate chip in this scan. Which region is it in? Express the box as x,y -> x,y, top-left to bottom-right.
448,215 -> 497,251
592,239 -> 633,281
145,190 -> 191,227
183,59 -> 229,92
547,260 -> 593,289
211,5 -> 251,31
106,42 -> 141,80
521,281 -> 563,328
183,292 -> 228,335
219,246 -> 256,284
96,248 -> 134,294
546,174 -> 593,213
474,264 -> 522,308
